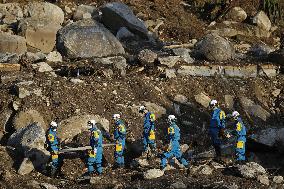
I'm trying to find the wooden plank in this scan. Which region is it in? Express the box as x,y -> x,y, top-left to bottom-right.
59,144 -> 116,154
0,63 -> 21,72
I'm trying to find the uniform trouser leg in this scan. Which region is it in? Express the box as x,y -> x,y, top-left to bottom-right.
172,141 -> 188,167
87,157 -> 95,174
161,151 -> 173,168
143,135 -> 149,152
95,148 -> 103,174
148,139 -> 156,150
236,139 -> 246,161
209,129 -> 222,157
115,149 -> 124,165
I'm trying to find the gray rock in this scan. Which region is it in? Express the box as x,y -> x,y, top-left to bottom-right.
174,94 -> 188,104
237,162 -> 266,179
273,176 -> 283,184
165,69 -> 176,79
0,3 -> 23,25
14,81 -> 34,99
140,101 -> 166,118
200,165 -> 213,175
225,95 -> 234,110
225,7 -> 247,22
70,78 -> 84,84
73,5 -> 99,21
158,56 -> 180,68
116,27 -> 135,40
144,168 -> 164,179
257,175 -> 270,186
101,2 -> 148,38
0,53 -> 20,63
195,92 -> 211,108
0,110 -> 12,132
32,62 -> 53,72
249,44 -> 275,57
40,183 -> 58,189
172,48 -> 194,64
17,158 -> 34,175
253,11 -> 271,31
171,181 -> 187,189
240,97 -> 270,121
195,33 -> 235,61
0,33 -> 27,54
94,56 -> 127,76
253,128 -> 284,150
27,180 -> 41,189
138,49 -> 158,65
57,19 -> 125,58
46,51 -> 62,63
21,52 -> 44,63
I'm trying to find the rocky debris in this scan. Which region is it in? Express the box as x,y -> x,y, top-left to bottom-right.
0,53 -> 20,63
26,180 -> 41,189
158,56 -> 180,68
225,7 -> 247,22
257,175 -> 270,186
13,109 -> 46,130
21,52 -> 46,63
194,92 -> 211,108
191,165 -> 213,175
70,78 -> 84,84
253,127 -> 284,150
131,158 -> 149,168
0,3 -> 23,25
253,11 -> 271,31
0,33 -> 27,54
268,48 -> 284,64
165,69 -> 176,79
140,101 -> 166,118
32,62 -> 53,73
249,44 -> 275,57
273,176 -> 283,184
195,33 -> 235,61
174,94 -> 188,104
94,56 -> 128,76
73,5 -> 99,21
24,2 -> 64,25
272,89 -> 281,97
171,181 -> 187,189
0,110 -> 12,133
40,183 -> 58,189
144,168 -> 164,179
101,2 -> 148,38
17,158 -> 34,175
138,49 -> 158,65
116,27 -> 135,40
18,18 -> 61,53
46,51 -> 62,63
57,19 -> 125,58
177,65 -> 222,77
259,65 -> 279,78
236,162 -> 266,179
240,97 -> 270,121
225,95 -> 234,110
58,114 -> 110,141
172,48 -> 194,64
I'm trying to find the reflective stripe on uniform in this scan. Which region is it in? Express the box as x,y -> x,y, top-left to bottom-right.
149,130 -> 155,140
168,127 -> 175,134
116,143 -> 123,152
88,150 -> 97,158
119,125 -> 125,133
236,122 -> 242,131
237,141 -> 244,149
52,154 -> 58,159
93,131 -> 100,139
150,113 -> 156,122
48,134 -> 55,142
219,111 -> 226,120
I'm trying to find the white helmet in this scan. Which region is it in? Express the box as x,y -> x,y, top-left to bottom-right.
50,121 -> 58,127
87,120 -> 96,129
113,114 -> 120,120
139,106 -> 146,113
209,99 -> 218,106
232,111 -> 240,118
168,115 -> 176,122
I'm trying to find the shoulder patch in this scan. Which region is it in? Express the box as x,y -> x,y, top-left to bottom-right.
236,122 -> 242,131
168,127 -> 175,134
48,134 -> 55,142
219,111 -> 226,120
93,131 -> 100,138
119,125 -> 126,132
150,113 -> 156,122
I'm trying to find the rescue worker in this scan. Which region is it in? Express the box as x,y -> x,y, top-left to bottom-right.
112,114 -> 127,168
208,100 -> 226,161
139,106 -> 156,156
160,115 -> 189,170
46,121 -> 60,177
228,111 -> 247,164
86,120 -> 103,176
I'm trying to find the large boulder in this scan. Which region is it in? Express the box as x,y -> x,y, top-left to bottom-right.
0,33 -> 27,54
101,2 -> 148,38
240,97 -> 270,121
253,127 -> 284,150
18,18 -> 61,53
23,2 -> 64,25
0,3 -> 23,25
144,169 -> 164,179
225,7 -> 247,22
58,114 -> 110,141
195,33 -> 235,61
56,19 -> 125,58
253,11 -> 271,31
13,109 -> 46,131
236,162 -> 266,179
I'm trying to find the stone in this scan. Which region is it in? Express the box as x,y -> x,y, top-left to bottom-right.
18,18 -> 61,53
225,7 -> 247,22
58,114 -> 109,140
194,92 -> 211,108
94,56 -> 127,76
240,97 -> 270,121
136,158 -> 149,167
21,52 -> 43,63
195,33 -> 235,61
259,65 -> 278,78
180,144 -> 189,153
57,19 -> 125,58
224,65 -> 257,78
46,51 -> 62,62
14,81 -> 34,99
165,69 -> 176,79
236,162 -> 266,179
174,94 -> 188,104
172,48 -> 194,64
27,180 -> 41,189
158,56 -> 180,68
273,176 -> 283,184
101,2 -> 148,38
70,78 -> 84,84
0,63 -> 21,71
177,65 -> 222,77
73,5 -> 99,21
257,175 -> 270,186
13,109 -> 46,130
40,183 -> 58,189
0,110 -> 12,133
17,158 -> 34,175
249,44 -> 275,57
32,62 -> 53,72
0,3 -> 23,25
253,128 -> 284,150
225,95 -> 234,110
82,12 -> 92,19
144,168 -> 164,179
138,49 -> 158,65
199,165 -> 213,175
253,11 -> 271,31
0,53 -> 20,63
24,2 -> 64,25
64,6 -> 72,14
171,181 -> 187,189
116,27 -> 135,40
0,33 -> 27,54
140,101 -> 166,118
272,89 -> 281,97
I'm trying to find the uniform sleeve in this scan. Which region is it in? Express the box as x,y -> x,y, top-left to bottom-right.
167,126 -> 175,138
219,110 -> 226,128
118,125 -> 126,135
150,113 -> 155,123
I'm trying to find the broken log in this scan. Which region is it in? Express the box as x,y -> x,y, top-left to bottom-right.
0,63 -> 21,72
59,144 -> 116,154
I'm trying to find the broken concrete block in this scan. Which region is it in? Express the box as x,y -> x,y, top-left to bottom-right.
177,65 -> 222,77
144,168 -> 164,179
240,97 -> 270,121
0,63 -> 21,72
17,158 -> 34,175
225,95 -> 234,110
158,56 -> 180,68
257,175 -> 270,186
223,65 -> 257,78
195,92 -> 211,108
259,65 -> 279,77
165,69 -> 176,79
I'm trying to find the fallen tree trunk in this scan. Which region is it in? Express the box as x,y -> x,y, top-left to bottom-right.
59,143 -> 116,154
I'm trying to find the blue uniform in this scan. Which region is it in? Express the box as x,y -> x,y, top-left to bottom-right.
232,118 -> 246,161
87,127 -> 103,175
46,128 -> 59,169
114,119 -> 126,166
143,112 -> 156,151
161,122 -> 188,169
209,107 -> 226,157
